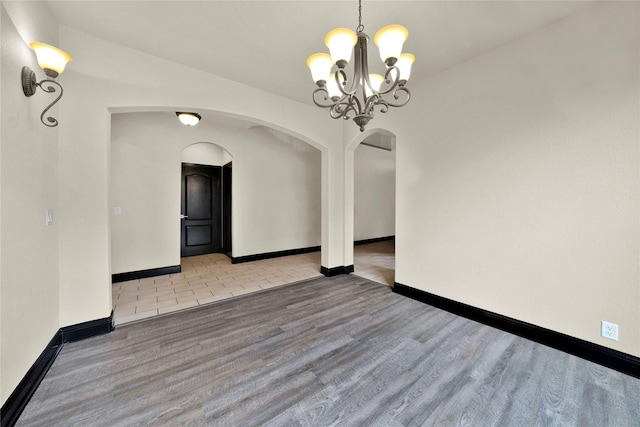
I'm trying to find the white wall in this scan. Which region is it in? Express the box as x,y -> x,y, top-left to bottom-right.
395,2 -> 640,356
0,1 -> 60,405
354,143 -> 395,241
234,126 -> 321,255
111,113 -> 321,275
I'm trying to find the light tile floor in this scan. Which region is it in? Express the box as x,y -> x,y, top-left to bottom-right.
112,240 -> 395,325
353,240 -> 395,286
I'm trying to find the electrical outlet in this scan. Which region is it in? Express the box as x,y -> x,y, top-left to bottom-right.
601,321 -> 618,341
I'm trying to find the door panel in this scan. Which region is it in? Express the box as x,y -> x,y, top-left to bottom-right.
185,174 -> 212,220
181,164 -> 221,257
186,225 -> 212,246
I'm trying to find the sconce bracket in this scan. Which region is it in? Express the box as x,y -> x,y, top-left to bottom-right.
22,66 -> 37,97
21,65 -> 64,127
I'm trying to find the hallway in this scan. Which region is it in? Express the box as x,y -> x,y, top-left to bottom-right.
112,240 -> 395,325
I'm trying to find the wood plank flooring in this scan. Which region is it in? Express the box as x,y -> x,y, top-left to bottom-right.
17,275 -> 640,426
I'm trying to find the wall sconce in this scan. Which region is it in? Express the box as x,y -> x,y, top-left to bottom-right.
21,42 -> 72,127
176,112 -> 201,126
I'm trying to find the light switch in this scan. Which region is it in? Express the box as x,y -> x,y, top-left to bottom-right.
45,209 -> 54,226
114,207 -> 122,215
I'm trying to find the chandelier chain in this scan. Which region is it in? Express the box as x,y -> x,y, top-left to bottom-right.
357,0 -> 364,33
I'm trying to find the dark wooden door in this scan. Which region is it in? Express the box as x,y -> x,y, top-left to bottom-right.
181,164 -> 222,257
222,162 -> 232,256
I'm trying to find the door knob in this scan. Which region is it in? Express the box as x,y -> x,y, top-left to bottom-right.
180,214 -> 188,219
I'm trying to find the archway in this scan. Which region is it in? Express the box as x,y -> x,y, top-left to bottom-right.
110,110 -> 328,274
109,111 -> 326,324
108,107 -> 341,273
345,128 -> 397,286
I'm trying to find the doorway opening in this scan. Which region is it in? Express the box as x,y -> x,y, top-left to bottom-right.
181,163 -> 223,257
353,132 -> 396,286
181,142 -> 233,258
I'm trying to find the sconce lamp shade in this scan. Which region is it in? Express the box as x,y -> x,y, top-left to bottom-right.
176,112 -> 201,126
396,53 -> 415,82
373,25 -> 408,64
306,53 -> 333,85
324,28 -> 357,68
29,42 -> 72,78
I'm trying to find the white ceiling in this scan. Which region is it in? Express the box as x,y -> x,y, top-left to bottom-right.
47,1 -> 595,105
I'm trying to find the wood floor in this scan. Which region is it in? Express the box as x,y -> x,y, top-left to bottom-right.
17,275 -> 640,426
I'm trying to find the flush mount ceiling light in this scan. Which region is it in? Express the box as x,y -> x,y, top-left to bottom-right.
306,0 -> 414,132
21,42 -> 72,127
176,112 -> 201,126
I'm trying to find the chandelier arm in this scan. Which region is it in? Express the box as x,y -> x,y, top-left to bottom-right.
37,79 -> 63,127
329,97 -> 354,120
314,86 -> 364,122
335,69 -> 356,97
376,99 -> 391,114
377,66 -> 402,96
363,94 -> 381,116
348,92 -> 364,117
334,64 -> 366,118
330,101 -> 353,120
366,86 -> 411,115
384,86 -> 411,107
312,87 -> 338,108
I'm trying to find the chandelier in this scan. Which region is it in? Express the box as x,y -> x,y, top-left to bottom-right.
306,0 -> 414,132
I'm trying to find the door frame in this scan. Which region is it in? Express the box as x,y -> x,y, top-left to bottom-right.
181,163 -> 222,257
222,161 -> 232,257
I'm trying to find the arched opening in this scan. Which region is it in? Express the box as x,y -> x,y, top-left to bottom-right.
353,133 -> 396,286
108,106 -> 338,270
345,128 -> 397,286
110,111 -> 323,324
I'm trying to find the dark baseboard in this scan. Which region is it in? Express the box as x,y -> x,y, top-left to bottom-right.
112,265 -> 181,283
354,236 -> 395,246
321,265 -> 355,277
230,239 -> 393,264
393,282 -> 640,380
61,311 -> 114,343
231,246 -> 320,264
1,332 -> 63,427
1,311 -> 114,427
